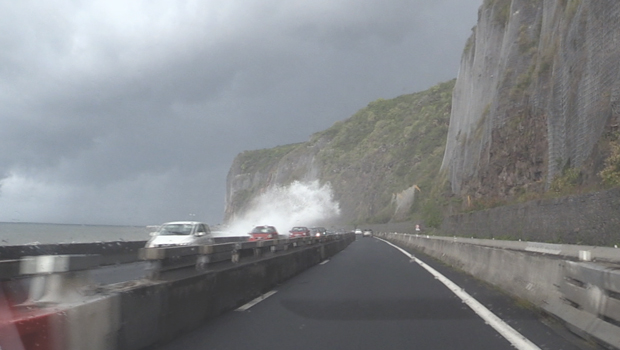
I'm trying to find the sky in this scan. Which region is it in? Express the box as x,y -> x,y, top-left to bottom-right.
0,0 -> 482,226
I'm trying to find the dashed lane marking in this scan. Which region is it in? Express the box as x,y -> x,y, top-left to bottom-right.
235,290 -> 278,312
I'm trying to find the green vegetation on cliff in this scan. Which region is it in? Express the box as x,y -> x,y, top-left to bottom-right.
226,80 -> 455,226
236,143 -> 302,174
312,80 -> 454,225
599,132 -> 620,187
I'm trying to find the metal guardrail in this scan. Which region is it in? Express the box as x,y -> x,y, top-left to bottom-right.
0,234 -> 350,307
0,237 -> 249,264
544,261 -> 620,348
377,231 -> 620,349
0,233 -> 355,350
390,233 -> 620,263
0,241 -> 146,265
139,234 -> 344,275
0,254 -> 103,309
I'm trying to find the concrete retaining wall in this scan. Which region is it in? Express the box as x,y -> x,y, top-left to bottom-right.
377,232 -> 620,349
351,188 -> 620,247
441,188 -> 620,246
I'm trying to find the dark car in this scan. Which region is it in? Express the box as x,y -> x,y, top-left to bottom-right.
309,227 -> 327,237
289,226 -> 310,238
249,225 -> 279,241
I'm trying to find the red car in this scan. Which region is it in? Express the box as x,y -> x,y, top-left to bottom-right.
289,226 -> 310,238
248,225 -> 279,241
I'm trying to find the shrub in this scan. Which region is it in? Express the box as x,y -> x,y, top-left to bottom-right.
550,168 -> 581,193
600,142 -> 620,186
422,201 -> 443,228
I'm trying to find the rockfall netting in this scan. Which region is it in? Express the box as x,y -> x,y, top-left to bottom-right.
442,0 -> 620,194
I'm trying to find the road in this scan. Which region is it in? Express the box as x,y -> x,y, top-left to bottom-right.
151,236 -> 595,350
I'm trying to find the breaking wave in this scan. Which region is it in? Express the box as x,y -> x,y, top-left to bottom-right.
226,180 -> 340,236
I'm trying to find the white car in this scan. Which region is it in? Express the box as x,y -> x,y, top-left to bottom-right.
354,229 -> 363,235
145,221 -> 214,248
362,229 -> 373,237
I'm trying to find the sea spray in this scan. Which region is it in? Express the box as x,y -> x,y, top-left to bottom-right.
226,180 -> 340,236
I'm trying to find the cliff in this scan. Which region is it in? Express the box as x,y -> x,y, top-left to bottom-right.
225,80 -> 454,224
226,0 -> 620,227
442,0 -> 620,202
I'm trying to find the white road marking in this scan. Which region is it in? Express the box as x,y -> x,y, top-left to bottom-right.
235,290 -> 278,312
320,259 -> 330,265
377,238 -> 541,350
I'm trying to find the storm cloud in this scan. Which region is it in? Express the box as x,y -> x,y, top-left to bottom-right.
0,0 -> 481,226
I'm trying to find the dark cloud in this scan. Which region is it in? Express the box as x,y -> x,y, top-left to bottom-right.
0,0 -> 481,226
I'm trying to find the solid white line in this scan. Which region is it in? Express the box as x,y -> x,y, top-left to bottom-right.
377,238 -> 541,350
320,259 -> 330,265
235,290 -> 278,312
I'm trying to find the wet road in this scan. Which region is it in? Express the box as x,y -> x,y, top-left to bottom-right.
151,236 -> 594,350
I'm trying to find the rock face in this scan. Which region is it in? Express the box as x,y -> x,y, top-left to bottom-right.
226,1 -> 620,225
225,81 -> 454,224
442,0 -> 620,199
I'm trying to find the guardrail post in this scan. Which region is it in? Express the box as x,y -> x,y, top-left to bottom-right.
19,254 -> 101,304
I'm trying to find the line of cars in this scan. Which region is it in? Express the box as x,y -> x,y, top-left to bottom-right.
248,225 -> 329,241
145,221 -> 347,248
354,228 -> 373,237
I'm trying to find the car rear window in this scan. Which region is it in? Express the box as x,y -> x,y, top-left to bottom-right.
251,226 -> 275,233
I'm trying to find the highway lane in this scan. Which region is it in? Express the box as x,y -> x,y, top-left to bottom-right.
151,236 -> 595,350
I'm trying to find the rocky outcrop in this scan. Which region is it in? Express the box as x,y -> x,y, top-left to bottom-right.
442,0 -> 620,200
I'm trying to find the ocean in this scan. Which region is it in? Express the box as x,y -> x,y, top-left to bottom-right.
0,222 -> 153,246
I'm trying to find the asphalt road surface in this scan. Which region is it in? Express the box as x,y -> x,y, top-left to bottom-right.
151,236 -> 597,350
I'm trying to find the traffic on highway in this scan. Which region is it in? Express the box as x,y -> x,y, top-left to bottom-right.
150,236 -> 590,350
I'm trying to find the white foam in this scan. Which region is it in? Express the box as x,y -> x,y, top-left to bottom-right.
226,180 -> 341,236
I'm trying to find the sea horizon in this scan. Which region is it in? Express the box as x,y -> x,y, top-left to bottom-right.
0,222 -> 152,246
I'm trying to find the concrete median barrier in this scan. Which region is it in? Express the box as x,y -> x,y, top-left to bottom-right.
1,233 -> 354,350
119,235 -> 354,349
